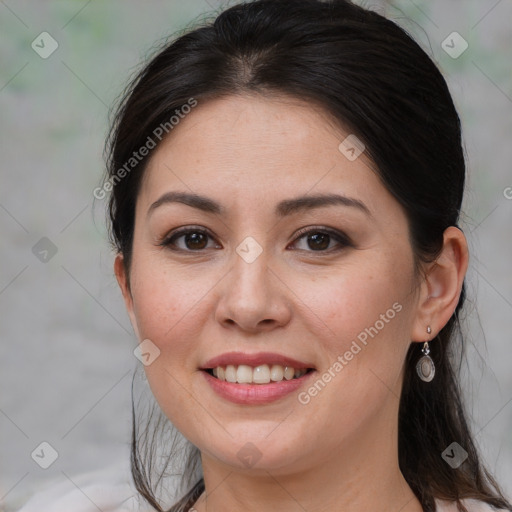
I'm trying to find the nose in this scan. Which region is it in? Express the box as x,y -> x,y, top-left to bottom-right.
214,243 -> 292,333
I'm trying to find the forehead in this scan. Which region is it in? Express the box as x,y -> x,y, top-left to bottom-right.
146,94 -> 346,173
138,94 -> 392,219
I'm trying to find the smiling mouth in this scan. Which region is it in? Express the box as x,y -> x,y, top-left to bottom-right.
204,364 -> 315,385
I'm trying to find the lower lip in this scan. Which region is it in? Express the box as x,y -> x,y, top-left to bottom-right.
202,370 -> 315,405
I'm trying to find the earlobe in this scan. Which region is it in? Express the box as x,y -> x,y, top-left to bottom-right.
411,226 -> 469,342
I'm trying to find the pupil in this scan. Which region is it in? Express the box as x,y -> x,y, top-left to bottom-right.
308,233 -> 329,250
186,232 -> 207,250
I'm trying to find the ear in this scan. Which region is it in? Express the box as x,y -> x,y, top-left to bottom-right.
411,226 -> 469,342
114,253 -> 141,340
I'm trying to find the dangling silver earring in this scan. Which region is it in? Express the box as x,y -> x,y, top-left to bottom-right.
416,326 -> 435,382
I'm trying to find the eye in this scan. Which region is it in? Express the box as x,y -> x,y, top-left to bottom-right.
159,227 -> 221,251
159,225 -> 351,253
289,227 -> 352,252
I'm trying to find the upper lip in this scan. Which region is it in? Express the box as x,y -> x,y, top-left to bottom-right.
201,351 -> 315,370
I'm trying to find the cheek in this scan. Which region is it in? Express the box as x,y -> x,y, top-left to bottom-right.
290,267 -> 415,439
128,262 -> 209,432
292,259 -> 416,426
128,257 -> 207,363
294,255 -> 415,357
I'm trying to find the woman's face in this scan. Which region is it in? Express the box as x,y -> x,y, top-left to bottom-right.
117,94 -> 426,474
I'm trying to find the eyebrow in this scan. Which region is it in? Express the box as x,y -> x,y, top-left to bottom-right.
147,191 -> 371,218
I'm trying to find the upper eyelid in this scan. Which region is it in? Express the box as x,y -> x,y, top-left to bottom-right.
293,225 -> 350,241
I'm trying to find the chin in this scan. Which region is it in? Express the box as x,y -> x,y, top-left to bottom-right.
190,421 -> 319,474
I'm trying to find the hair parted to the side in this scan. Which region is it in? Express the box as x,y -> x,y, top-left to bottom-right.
103,1 -> 511,511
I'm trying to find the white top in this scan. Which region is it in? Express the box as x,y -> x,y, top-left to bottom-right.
436,499 -> 508,512
9,464 -> 508,512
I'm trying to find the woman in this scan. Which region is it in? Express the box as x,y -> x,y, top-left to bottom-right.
103,0 -> 510,511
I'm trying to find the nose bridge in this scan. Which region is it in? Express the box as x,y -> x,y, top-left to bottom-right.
231,235 -> 272,304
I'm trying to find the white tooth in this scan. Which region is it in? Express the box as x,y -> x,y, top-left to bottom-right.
236,364 -> 253,383
217,366 -> 225,381
284,366 -> 295,380
270,364 -> 284,382
212,367 -> 218,377
225,365 -> 237,383
253,364 -> 270,384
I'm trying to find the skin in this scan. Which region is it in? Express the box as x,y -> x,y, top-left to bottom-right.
115,94 -> 468,512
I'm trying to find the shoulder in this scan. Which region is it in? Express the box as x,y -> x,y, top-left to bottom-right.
435,497 -> 510,512
14,462 -> 151,512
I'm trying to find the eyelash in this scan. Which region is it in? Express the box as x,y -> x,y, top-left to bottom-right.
159,225 -> 352,254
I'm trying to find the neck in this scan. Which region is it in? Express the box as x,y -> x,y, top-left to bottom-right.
192,402 -> 422,512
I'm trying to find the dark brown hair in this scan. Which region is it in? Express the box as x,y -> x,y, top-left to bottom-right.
103,1 -> 511,511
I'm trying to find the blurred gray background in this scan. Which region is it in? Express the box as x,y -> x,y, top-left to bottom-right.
1,0 -> 511,509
